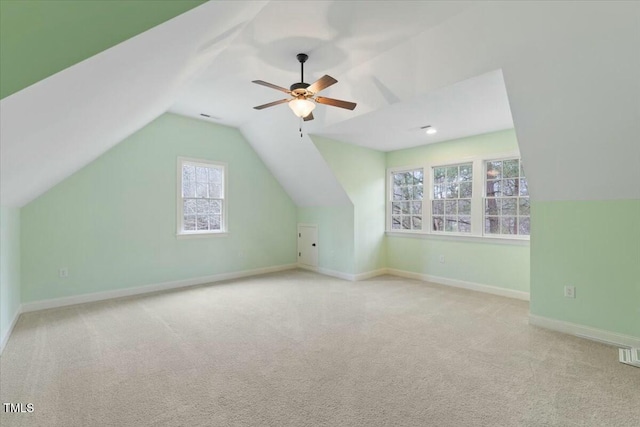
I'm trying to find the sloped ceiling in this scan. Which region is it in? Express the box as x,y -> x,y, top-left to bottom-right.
1,1 -> 639,208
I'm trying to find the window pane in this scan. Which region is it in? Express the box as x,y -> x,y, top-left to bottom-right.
404,172 -> 413,185
392,202 -> 402,214
445,200 -> 457,215
196,199 -> 208,214
486,180 -> 500,197
519,179 -> 529,196
485,217 -> 500,234
445,217 -> 458,232
460,181 -> 472,198
196,216 -> 209,230
183,180 -> 195,198
393,186 -> 404,200
486,161 -> 502,179
209,183 -> 222,198
401,202 -> 410,214
433,184 -> 444,199
209,167 -> 222,183
411,202 -> 422,214
459,164 -> 473,181
432,216 -> 444,231
502,198 -> 517,215
413,170 -> 424,185
209,215 -> 221,230
212,200 -> 222,214
183,215 -> 196,231
412,216 -> 422,230
196,183 -> 207,198
503,159 -> 520,178
445,182 -> 458,198
519,217 -> 531,235
196,167 -> 208,182
502,179 -> 518,196
458,216 -> 471,233
446,166 -> 458,182
432,200 -> 444,215
414,184 -> 424,200
184,199 -> 196,215
518,198 -> 530,215
485,198 -> 500,215
500,217 -> 517,234
183,165 -> 195,182
391,216 -> 401,230
458,199 -> 471,215
401,216 -> 411,230
433,168 -> 445,184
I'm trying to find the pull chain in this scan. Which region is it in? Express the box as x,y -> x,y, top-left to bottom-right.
300,116 -> 303,138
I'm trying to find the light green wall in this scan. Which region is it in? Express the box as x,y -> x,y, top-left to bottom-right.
386,236 -> 529,292
21,113 -> 297,303
1,206 -> 21,344
297,206 -> 355,274
311,136 -> 387,274
385,129 -> 530,293
530,200 -> 640,338
387,129 -> 519,167
0,0 -> 205,98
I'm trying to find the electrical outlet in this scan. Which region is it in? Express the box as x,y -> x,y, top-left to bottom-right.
59,268 -> 69,278
438,255 -> 445,264
564,285 -> 575,298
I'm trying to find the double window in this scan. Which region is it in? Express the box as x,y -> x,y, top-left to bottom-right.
387,155 -> 530,239
177,158 -> 227,236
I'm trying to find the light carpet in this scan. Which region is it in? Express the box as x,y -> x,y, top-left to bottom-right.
1,270 -> 638,426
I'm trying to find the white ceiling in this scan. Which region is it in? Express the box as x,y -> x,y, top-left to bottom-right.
316,69 -> 514,152
2,1 -> 639,208
169,1 -> 474,128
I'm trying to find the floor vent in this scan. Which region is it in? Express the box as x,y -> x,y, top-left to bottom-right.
619,348 -> 640,367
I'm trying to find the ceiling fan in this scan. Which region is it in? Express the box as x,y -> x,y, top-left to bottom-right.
252,53 -> 357,121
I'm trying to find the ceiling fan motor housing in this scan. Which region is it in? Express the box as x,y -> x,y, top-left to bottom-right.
290,82 -> 310,95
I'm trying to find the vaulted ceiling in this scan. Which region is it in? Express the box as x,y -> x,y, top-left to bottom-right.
1,1 -> 639,208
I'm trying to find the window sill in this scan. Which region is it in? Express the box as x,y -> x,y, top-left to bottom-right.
176,231 -> 229,239
385,231 -> 529,246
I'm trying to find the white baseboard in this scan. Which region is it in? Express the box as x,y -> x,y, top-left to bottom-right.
0,304 -> 22,356
353,269 -> 388,281
297,264 -> 387,281
529,314 -> 640,349
21,264 -> 298,313
386,268 -> 530,301
297,264 -> 356,281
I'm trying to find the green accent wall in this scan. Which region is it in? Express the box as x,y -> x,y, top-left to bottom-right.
385,129 -> 530,293
0,0 -> 205,99
530,200 -> 640,338
297,206 -> 355,274
1,206 -> 21,345
311,136 -> 387,274
20,113 -> 297,303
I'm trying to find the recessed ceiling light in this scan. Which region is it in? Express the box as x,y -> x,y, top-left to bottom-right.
421,125 -> 437,135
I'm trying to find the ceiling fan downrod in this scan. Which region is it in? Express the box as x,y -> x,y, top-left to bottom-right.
297,53 -> 308,83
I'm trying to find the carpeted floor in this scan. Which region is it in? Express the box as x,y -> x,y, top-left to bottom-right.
1,269 -> 638,426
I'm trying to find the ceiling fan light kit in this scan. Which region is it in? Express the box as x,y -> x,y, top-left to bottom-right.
252,53 -> 357,121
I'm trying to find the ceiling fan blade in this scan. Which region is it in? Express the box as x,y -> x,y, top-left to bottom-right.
303,112 -> 314,121
315,96 -> 357,110
307,75 -> 338,94
253,98 -> 290,110
252,80 -> 291,94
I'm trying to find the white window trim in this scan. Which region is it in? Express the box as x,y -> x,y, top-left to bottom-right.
177,156 -> 229,238
386,151 -> 529,244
